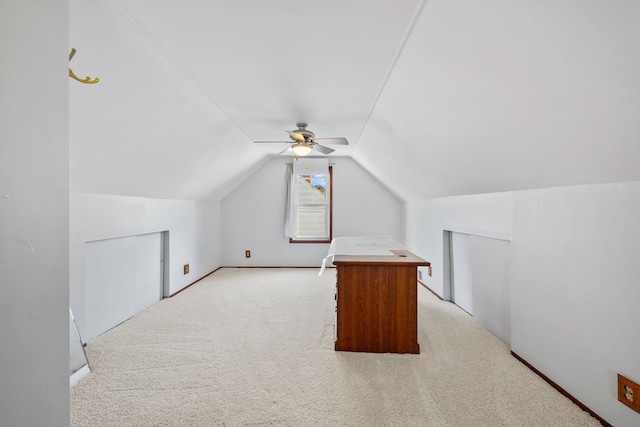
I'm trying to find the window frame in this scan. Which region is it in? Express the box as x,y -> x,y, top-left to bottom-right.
289,165 -> 333,244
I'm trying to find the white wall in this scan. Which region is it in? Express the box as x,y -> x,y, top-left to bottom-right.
406,191 -> 515,297
82,232 -> 163,342
406,181 -> 640,426
467,234 -> 511,346
70,193 -> 221,340
0,1 -> 70,425
221,157 -> 405,266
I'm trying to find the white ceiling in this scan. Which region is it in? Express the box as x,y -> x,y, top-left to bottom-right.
69,0 -> 640,201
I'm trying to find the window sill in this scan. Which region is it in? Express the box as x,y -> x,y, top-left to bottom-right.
289,238 -> 331,244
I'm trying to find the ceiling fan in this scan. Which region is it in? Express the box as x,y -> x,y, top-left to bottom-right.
254,122 -> 348,157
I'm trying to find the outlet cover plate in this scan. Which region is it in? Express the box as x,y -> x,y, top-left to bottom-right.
618,374 -> 640,413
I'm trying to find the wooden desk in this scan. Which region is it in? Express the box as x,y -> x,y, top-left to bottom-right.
332,247 -> 429,354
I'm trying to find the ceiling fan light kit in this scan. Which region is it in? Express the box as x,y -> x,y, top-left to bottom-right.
254,122 -> 349,157
291,142 -> 313,157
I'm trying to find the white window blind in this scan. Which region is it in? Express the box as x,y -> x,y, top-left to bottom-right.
285,159 -> 330,240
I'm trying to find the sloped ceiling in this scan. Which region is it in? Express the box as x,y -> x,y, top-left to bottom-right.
69,0 -> 640,201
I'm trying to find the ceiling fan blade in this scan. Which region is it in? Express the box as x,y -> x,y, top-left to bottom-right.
315,137 -> 348,145
287,130 -> 306,143
254,140 -> 290,144
313,144 -> 335,155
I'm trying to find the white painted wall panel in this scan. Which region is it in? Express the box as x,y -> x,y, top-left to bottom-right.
405,180 -> 640,426
85,237 -> 137,341
447,232 -> 511,344
469,235 -> 511,346
406,192 -> 514,297
135,232 -> 163,313
0,1 -> 69,424
450,232 -> 473,314
84,233 -> 163,342
70,194 -> 221,340
510,182 -> 640,427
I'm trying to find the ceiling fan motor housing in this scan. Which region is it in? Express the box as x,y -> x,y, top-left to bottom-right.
295,123 -> 315,141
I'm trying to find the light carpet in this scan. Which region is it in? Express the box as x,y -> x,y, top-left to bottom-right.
70,268 -> 600,426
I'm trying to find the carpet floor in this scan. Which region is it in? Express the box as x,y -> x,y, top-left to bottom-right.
70,268 -> 600,426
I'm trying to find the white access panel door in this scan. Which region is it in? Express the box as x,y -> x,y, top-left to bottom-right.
85,236 -> 137,342
85,233 -> 164,342
469,235 -> 511,345
135,232 -> 163,313
450,232 -> 473,315
447,231 -> 511,345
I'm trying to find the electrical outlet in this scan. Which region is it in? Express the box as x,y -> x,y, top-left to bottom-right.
618,374 -> 640,413
245,250 -> 251,258
183,264 -> 189,275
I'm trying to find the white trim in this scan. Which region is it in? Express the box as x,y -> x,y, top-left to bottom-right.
70,365 -> 91,388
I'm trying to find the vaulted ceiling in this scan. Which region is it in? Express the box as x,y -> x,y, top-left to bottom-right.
69,0 -> 640,201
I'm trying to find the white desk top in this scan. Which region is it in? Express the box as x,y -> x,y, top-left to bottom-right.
319,236 -> 408,275
328,236 -> 407,257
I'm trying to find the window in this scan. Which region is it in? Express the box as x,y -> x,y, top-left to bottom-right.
286,159 -> 332,243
